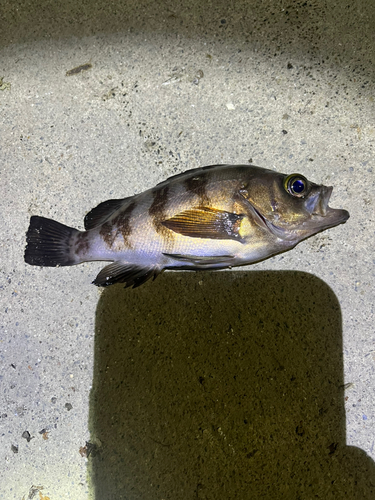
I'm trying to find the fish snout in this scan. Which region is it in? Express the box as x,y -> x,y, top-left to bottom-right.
318,185 -> 350,227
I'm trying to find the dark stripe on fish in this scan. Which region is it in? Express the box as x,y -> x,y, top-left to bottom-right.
99,221 -> 116,248
111,202 -> 136,249
75,232 -> 90,256
184,173 -> 210,205
149,186 -> 171,236
99,202 -> 136,249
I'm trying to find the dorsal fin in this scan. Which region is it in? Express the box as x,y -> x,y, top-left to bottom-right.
84,197 -> 131,230
157,164 -> 227,186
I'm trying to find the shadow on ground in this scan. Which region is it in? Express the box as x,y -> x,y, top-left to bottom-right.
88,271 -> 375,499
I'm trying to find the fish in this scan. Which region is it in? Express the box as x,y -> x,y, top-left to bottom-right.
24,164 -> 349,288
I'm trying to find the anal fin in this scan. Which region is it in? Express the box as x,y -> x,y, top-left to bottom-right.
93,262 -> 161,288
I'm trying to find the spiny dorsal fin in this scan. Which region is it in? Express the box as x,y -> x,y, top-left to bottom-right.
162,207 -> 244,241
92,262 -> 160,288
84,197 -> 131,230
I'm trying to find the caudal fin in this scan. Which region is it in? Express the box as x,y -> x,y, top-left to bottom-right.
24,215 -> 79,267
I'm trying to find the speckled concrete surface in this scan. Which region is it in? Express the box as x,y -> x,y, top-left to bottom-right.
0,0 -> 374,498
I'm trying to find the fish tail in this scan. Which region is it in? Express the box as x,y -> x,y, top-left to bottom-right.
25,215 -> 80,267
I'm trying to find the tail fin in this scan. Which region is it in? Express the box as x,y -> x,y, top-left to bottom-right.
24,216 -> 79,267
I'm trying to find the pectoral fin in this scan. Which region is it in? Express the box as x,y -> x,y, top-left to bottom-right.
162,207 -> 244,241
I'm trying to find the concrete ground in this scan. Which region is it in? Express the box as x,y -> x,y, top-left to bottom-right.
1,0 -> 374,498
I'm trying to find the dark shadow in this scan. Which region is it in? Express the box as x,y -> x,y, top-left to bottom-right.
89,271 -> 375,499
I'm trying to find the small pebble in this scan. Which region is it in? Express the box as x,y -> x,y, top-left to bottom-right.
22,430 -> 32,442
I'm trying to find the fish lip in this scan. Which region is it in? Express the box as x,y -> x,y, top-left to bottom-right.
307,185 -> 332,216
324,206 -> 350,225
318,186 -> 350,223
318,185 -> 333,216
308,185 -> 350,229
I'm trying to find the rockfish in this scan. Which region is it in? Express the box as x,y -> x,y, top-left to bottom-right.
24,164 -> 349,288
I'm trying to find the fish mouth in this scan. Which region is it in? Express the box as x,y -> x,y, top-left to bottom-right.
308,186 -> 350,229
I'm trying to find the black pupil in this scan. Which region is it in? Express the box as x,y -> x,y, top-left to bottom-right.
291,179 -> 305,194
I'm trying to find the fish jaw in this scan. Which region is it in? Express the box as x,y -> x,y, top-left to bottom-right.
294,185 -> 350,239
308,185 -> 350,223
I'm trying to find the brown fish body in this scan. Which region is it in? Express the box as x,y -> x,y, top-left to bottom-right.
24,164 -> 349,288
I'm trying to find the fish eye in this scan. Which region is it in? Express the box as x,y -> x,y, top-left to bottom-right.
284,174 -> 308,198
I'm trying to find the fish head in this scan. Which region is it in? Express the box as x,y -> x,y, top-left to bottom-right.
241,169 -> 350,245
